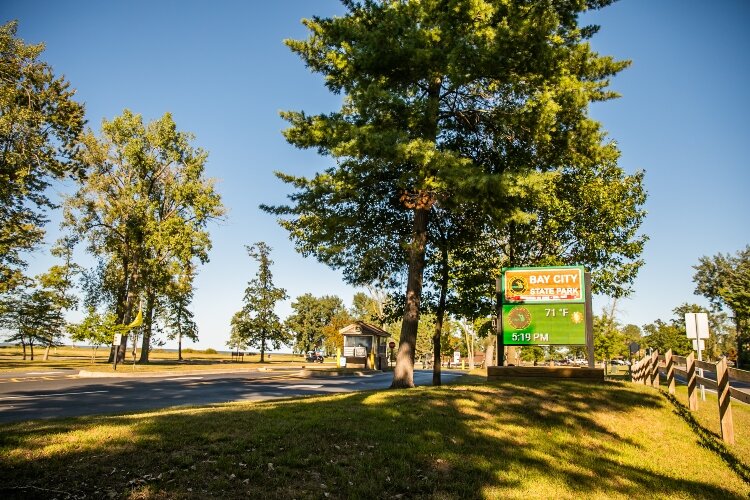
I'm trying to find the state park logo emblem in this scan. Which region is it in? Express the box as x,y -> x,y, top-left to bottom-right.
508,306 -> 532,330
509,276 -> 528,295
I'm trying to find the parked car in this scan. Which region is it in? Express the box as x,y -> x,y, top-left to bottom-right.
305,352 -> 324,363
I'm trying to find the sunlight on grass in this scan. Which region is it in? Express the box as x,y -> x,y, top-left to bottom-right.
1,379 -> 748,498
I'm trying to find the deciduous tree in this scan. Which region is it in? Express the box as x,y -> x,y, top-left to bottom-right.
641,319 -> 692,356
65,110 -> 224,362
0,21 -> 85,292
693,246 -> 750,367
68,307 -> 122,362
162,265 -> 198,361
286,294 -> 346,354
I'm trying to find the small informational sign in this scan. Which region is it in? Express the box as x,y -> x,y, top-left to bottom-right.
354,346 -> 367,357
339,357 -> 347,367
685,313 -> 709,339
629,342 -> 640,354
453,351 -> 461,364
502,303 -> 586,345
389,341 -> 396,349
113,333 -> 122,345
692,339 -> 705,351
503,266 -> 584,303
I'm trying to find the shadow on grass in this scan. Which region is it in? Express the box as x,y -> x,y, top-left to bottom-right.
1,379 -> 747,499
662,391 -> 750,484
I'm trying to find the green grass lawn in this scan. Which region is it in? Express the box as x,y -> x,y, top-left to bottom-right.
1,376 -> 748,499
668,382 -> 750,461
0,346 -> 312,373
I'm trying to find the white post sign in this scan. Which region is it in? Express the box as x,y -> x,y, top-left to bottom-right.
113,333 -> 122,345
685,312 -> 709,401
685,313 -> 709,340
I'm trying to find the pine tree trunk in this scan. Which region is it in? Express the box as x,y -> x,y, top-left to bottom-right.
432,237 -> 449,386
178,331 -> 183,361
390,76 -> 440,389
21,339 -> 26,360
391,206 -> 429,388
30,340 -> 34,361
43,343 -> 51,361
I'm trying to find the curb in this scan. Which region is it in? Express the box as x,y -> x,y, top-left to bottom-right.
76,367 -> 379,379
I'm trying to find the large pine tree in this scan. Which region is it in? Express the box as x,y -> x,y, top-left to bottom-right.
267,0 -> 638,387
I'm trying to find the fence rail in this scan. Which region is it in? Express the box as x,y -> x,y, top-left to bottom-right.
632,349 -> 749,444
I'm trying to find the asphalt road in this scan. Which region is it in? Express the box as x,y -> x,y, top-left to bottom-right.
0,369 -> 463,424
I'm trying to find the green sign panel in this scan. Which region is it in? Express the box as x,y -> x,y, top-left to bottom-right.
502,303 -> 586,345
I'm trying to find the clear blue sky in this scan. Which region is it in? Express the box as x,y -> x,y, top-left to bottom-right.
3,0 -> 749,349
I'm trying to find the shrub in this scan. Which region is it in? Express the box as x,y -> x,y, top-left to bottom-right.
204,348 -> 218,354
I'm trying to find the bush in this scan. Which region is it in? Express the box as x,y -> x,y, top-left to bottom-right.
204,348 -> 218,355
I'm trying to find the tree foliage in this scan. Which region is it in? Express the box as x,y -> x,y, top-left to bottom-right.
65,110 -> 224,362
267,0 -> 643,387
162,265 -> 198,361
693,246 -> 750,367
593,306 -> 626,362
0,21 -> 85,292
231,242 -> 289,362
1,286 -> 64,360
641,319 -> 692,356
68,306 -> 124,362
286,293 -> 346,354
0,236 -> 79,360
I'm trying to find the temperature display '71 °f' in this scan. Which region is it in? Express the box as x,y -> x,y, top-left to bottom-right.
502,303 -> 586,345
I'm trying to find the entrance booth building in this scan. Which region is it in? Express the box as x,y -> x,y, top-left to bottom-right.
340,322 -> 390,370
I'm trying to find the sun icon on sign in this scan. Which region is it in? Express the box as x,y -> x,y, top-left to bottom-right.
570,311 -> 584,324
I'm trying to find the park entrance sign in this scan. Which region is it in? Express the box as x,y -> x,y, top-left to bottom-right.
497,266 -> 594,366
503,267 -> 584,303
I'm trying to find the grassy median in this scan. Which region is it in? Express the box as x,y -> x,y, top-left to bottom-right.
1,376 -> 749,499
0,346 -> 312,373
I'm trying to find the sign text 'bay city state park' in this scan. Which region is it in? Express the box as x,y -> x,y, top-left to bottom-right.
501,266 -> 587,346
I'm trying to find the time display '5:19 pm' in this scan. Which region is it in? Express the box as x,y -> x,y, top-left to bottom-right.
510,333 -> 550,342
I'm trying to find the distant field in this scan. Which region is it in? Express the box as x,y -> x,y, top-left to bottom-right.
1,376 -> 748,498
0,346 -> 312,373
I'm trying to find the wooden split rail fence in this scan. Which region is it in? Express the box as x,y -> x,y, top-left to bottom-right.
631,349 -> 750,445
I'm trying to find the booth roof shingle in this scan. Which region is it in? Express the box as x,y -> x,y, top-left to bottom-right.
338,321 -> 390,337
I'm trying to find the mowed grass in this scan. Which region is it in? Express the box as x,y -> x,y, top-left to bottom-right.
2,377 -> 749,499
0,346 -> 312,373
669,382 -> 750,461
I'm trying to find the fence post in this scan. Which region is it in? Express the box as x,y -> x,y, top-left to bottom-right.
716,357 -> 735,444
635,357 -> 644,384
640,354 -> 648,385
635,359 -> 642,384
651,351 -> 660,388
686,352 -> 697,411
665,349 -> 675,395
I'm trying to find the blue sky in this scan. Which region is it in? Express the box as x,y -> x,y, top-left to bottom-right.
3,0 -> 749,349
